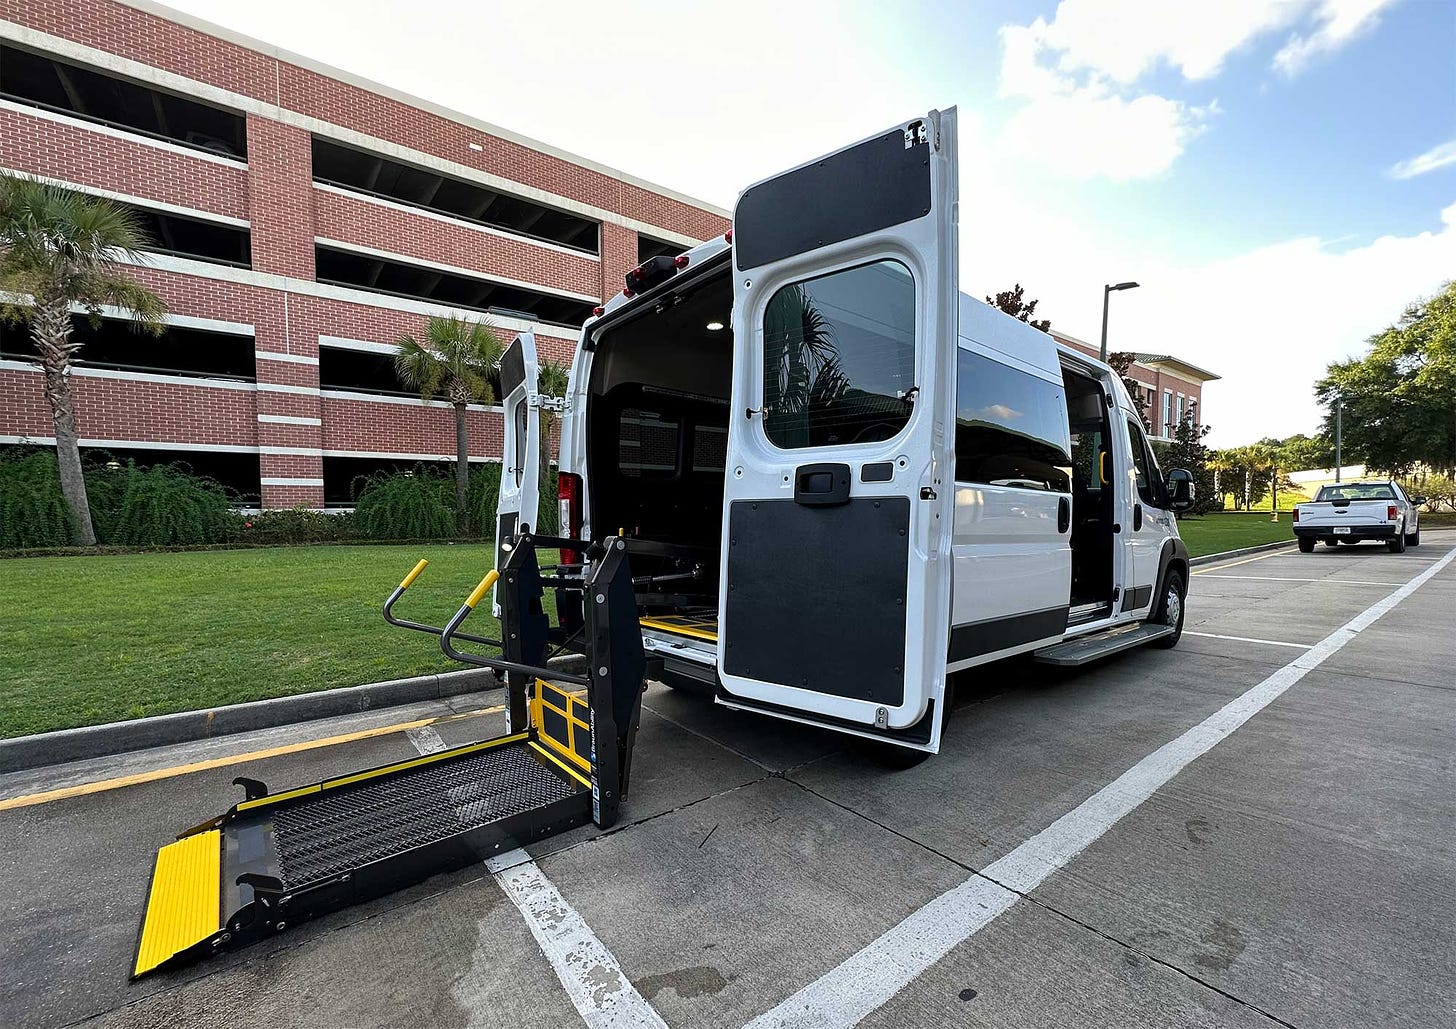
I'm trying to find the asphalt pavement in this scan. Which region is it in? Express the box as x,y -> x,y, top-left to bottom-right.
1,530 -> 1451,1029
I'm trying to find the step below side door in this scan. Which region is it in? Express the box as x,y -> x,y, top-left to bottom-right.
719,109 -> 959,745
495,331 -> 540,614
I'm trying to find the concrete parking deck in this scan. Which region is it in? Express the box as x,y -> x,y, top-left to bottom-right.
2,531 -> 1452,1029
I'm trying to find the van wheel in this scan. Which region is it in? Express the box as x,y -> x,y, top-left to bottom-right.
1298,537 -> 1315,553
1387,525 -> 1407,553
1151,569 -> 1185,649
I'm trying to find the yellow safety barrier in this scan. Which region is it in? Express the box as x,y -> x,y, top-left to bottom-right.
399,558 -> 429,590
530,679 -> 591,773
464,569 -> 500,609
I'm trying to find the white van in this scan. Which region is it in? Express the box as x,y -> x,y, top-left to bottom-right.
496,108 -> 1194,758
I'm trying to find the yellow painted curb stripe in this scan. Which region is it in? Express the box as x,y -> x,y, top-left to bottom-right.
0,704 -> 505,813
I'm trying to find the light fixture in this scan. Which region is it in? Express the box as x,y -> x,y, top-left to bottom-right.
706,321 -> 725,331
468,142 -> 483,152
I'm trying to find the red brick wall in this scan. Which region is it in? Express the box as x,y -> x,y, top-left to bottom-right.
600,222 -> 638,305
0,107 -> 248,219
0,0 -> 729,241
313,188 -> 600,300
245,115 -> 316,279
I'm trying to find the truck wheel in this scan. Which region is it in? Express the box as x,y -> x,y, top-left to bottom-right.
1407,528 -> 1420,547
1298,537 -> 1316,553
1387,525 -> 1407,553
1151,569 -> 1185,649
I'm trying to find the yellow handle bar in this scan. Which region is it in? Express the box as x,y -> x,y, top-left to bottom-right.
464,569 -> 500,610
399,559 -> 429,590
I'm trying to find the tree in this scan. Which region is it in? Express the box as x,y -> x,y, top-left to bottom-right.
1275,432 -> 1332,474
536,357 -> 569,492
395,316 -> 503,532
985,284 -> 1051,333
1159,415 -> 1220,515
1211,444 -> 1271,511
1315,281 -> 1456,477
0,175 -> 167,545
1107,351 -> 1151,430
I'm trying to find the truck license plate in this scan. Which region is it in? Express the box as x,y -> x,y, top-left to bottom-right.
1334,526 -> 1351,534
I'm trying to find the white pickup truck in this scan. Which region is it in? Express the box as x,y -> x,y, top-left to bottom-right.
1293,480 -> 1424,553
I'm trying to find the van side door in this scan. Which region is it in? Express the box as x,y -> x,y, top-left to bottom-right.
495,331 -> 541,609
719,110 -> 959,743
1121,415 -> 1167,614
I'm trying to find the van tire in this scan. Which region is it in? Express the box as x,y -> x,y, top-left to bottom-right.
1151,569 -> 1186,649
1387,525 -> 1407,553
1298,537 -> 1315,553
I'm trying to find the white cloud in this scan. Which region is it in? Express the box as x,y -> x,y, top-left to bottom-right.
1389,139 -> 1456,180
1273,0 -> 1398,75
1028,0 -> 1309,84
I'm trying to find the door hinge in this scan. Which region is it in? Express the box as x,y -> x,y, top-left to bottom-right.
874,707 -> 889,728
528,394 -> 566,411
904,120 -> 929,149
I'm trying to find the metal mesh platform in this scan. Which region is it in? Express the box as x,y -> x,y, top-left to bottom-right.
269,744 -> 580,888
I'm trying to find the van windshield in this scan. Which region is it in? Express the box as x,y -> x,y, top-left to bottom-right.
1315,484 -> 1395,501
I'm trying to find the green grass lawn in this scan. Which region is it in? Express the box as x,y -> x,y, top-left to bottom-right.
0,544 -> 513,738
0,518 -> 1298,738
1176,514 -> 1294,559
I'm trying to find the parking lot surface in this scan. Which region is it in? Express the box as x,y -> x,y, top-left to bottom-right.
2,532 -> 1452,1029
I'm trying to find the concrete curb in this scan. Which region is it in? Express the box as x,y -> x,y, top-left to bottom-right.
0,667 -> 502,774
1190,538 -> 1298,567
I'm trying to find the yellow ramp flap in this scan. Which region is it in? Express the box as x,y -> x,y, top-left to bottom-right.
133,830 -> 222,978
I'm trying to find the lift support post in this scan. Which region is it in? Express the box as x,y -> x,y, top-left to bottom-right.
132,534 -> 648,978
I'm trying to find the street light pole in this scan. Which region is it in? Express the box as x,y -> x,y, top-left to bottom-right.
1334,397 -> 1342,483
1099,281 -> 1140,362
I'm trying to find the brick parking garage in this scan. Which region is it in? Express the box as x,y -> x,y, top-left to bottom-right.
0,0 -> 729,508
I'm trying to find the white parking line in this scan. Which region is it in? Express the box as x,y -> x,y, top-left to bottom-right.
1196,574 -> 1405,586
746,544 -> 1456,1029
487,850 -> 668,1029
1183,631 -> 1311,650
403,722 -> 663,1028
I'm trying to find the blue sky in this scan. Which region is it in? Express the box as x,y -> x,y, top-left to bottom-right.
162,0 -> 1456,446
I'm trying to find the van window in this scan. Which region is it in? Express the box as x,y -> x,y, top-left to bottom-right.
955,351 -> 1071,492
1127,417 -> 1156,505
513,401 -> 528,485
761,260 -> 916,450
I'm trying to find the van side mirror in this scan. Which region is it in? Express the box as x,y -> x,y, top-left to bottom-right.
1166,468 -> 1194,512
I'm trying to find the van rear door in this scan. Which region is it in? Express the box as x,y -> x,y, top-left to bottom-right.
496,331 -> 541,608
719,110 -> 959,743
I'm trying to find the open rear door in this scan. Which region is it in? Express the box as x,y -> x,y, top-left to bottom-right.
496,332 -> 541,610
719,110 -> 959,749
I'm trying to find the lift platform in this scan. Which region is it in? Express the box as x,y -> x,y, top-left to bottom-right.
133,534 -> 649,978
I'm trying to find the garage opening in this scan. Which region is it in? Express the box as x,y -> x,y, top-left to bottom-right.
586,262 -> 732,615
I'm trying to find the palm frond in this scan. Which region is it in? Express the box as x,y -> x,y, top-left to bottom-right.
538,358 -> 570,399
395,333 -> 446,401
397,316 -> 502,405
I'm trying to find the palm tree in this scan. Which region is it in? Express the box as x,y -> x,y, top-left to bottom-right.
536,358 -> 569,513
0,175 -> 166,545
395,315 -> 503,532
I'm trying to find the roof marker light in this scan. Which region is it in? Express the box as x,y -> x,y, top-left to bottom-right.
724,229 -> 733,243
592,306 -> 604,317
674,254 -> 690,268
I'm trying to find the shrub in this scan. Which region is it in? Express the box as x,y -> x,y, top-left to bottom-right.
353,466 -> 457,540
468,461 -> 558,536
239,507 -> 355,545
0,450 -> 72,548
86,459 -> 238,546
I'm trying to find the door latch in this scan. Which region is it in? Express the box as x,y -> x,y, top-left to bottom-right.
920,487 -> 937,500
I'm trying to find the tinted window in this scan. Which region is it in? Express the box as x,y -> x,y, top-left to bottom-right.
619,409 -> 679,477
761,260 -> 915,449
1127,417 -> 1166,506
955,351 -> 1071,492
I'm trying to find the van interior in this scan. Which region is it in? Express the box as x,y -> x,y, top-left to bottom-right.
1063,367 -> 1114,617
586,264 -> 734,613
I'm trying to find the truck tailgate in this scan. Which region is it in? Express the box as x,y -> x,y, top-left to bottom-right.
1297,500 -> 1392,526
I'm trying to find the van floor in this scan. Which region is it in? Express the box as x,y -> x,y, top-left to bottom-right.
639,612 -> 719,643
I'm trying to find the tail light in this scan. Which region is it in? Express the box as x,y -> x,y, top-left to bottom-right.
1292,507 -> 1299,522
558,471 -> 582,566
1388,505 -> 1398,520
